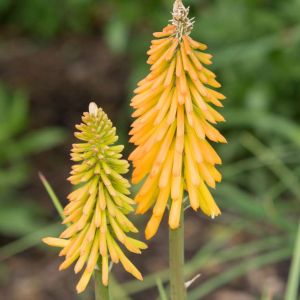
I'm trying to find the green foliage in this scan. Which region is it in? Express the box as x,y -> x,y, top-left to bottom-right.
285,222 -> 300,300
0,0 -> 300,298
0,223 -> 62,262
0,84 -> 66,236
0,0 -> 98,38
156,278 -> 168,300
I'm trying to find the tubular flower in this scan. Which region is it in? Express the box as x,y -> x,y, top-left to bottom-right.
129,1 -> 226,240
43,103 -> 147,293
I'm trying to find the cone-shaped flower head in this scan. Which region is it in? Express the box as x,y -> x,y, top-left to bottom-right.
43,103 -> 147,293
129,1 -> 226,240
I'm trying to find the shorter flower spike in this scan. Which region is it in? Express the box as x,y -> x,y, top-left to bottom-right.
43,103 -> 147,294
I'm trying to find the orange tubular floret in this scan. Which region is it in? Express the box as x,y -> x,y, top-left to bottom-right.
129,23 -> 226,238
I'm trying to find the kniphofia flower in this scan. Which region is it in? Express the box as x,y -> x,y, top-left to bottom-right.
43,103 -> 147,293
129,0 -> 226,240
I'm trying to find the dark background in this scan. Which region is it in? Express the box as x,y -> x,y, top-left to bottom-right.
0,0 -> 299,299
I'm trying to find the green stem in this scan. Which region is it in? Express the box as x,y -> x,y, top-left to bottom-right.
285,220 -> 300,300
94,265 -> 110,300
169,211 -> 187,300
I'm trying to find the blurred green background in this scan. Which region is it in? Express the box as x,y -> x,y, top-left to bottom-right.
0,0 -> 299,299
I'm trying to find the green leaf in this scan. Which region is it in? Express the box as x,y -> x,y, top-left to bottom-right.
156,278 -> 168,300
0,223 -> 62,262
0,199 -> 46,236
189,248 -> 291,300
0,86 -> 28,142
0,163 -> 29,189
39,173 -> 65,221
0,0 -> 10,13
285,221 -> 300,300
17,127 -> 67,156
105,18 -> 129,54
222,110 -> 300,147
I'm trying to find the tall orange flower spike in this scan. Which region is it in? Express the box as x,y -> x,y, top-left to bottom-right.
129,0 -> 227,240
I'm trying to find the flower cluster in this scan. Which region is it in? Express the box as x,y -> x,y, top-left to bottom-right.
43,103 -> 147,293
129,8 -> 226,240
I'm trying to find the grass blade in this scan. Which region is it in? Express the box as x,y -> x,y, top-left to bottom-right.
189,248 -> 291,300
0,223 -> 61,262
241,133 -> 300,202
121,231 -> 288,296
222,110 -> 300,147
285,221 -> 300,300
39,172 -> 65,221
156,278 -> 168,300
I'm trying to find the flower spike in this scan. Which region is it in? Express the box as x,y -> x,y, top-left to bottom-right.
43,103 -> 147,293
129,3 -> 226,240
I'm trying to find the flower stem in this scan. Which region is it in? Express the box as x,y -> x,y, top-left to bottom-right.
94,265 -> 110,300
169,210 -> 187,300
